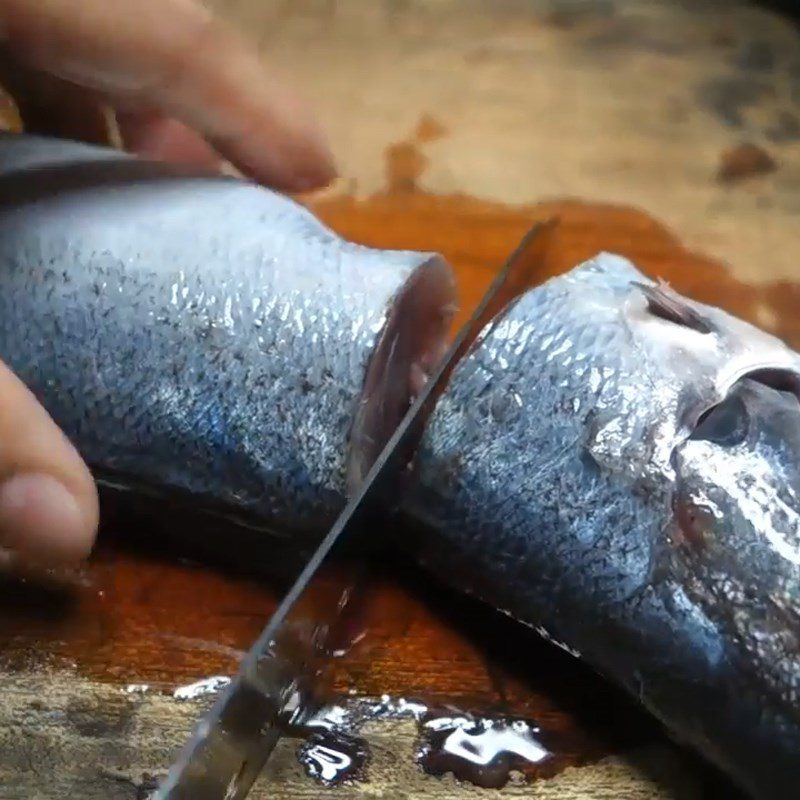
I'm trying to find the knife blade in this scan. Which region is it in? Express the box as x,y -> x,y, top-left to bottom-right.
154,219 -> 556,800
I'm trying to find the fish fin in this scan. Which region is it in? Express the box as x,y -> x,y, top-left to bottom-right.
632,280 -> 713,335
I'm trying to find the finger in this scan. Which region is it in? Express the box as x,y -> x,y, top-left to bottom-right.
114,109 -> 224,172
0,360 -> 98,564
0,57 -> 225,173
0,0 -> 336,191
0,51 -> 111,145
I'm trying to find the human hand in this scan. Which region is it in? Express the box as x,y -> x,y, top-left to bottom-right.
0,0 -> 337,191
0,0 -> 337,565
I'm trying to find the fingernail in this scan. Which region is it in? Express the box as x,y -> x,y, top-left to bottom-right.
291,172 -> 331,193
290,133 -> 339,192
0,473 -> 88,563
290,159 -> 339,192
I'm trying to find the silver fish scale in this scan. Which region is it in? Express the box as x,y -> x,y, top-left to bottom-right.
406,253 -> 800,799
0,135 -> 444,535
410,255 -> 667,609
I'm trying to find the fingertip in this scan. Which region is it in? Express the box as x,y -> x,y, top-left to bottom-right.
272,117 -> 339,192
204,81 -> 339,192
0,362 -> 99,564
142,11 -> 340,192
0,472 -> 98,564
285,139 -> 339,192
115,109 -> 338,192
227,136 -> 339,193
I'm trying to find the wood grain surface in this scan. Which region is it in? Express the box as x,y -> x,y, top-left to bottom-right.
1,1 -> 799,798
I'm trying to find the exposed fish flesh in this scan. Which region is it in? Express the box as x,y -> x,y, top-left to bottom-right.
405,255 -> 800,798
0,133 -> 797,798
0,132 -> 455,537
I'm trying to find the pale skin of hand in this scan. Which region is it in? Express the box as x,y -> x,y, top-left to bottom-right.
0,0 -> 337,565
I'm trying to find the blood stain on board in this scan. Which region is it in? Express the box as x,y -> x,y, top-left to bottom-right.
309,159 -> 800,350
385,141 -> 428,194
415,114 -> 448,143
717,141 -> 778,182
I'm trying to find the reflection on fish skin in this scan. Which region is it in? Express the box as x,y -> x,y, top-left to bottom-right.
406,253 -> 800,800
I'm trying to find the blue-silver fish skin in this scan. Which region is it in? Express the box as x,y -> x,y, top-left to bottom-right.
0,133 -> 455,536
404,253 -> 800,798
1,133 -> 797,797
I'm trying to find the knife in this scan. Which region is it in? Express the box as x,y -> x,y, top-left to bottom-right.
154,219 -> 555,800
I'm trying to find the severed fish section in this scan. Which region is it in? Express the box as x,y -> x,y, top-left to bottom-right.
404,254 -> 800,799
0,133 -> 456,536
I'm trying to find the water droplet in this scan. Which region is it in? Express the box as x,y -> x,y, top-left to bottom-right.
297,731 -> 368,786
172,675 -> 231,701
416,714 -> 551,789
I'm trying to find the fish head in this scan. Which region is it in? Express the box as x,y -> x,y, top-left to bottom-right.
609,275 -> 800,714
670,372 -> 800,711
570,257 -> 800,711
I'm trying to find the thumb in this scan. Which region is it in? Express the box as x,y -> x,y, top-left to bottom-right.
0,360 -> 98,564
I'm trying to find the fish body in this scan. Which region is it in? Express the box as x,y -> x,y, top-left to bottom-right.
0,133 -> 798,797
404,255 -> 800,798
0,132 -> 454,536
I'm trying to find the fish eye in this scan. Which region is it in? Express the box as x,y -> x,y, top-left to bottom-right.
690,394 -> 749,447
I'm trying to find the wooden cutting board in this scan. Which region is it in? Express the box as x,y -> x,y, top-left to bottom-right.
1,1 -> 799,797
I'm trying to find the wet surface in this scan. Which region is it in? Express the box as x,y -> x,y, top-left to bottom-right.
416,714 -> 551,789
296,730 -> 369,786
291,697 -> 568,789
283,688 -> 739,792
0,521 -> 675,787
